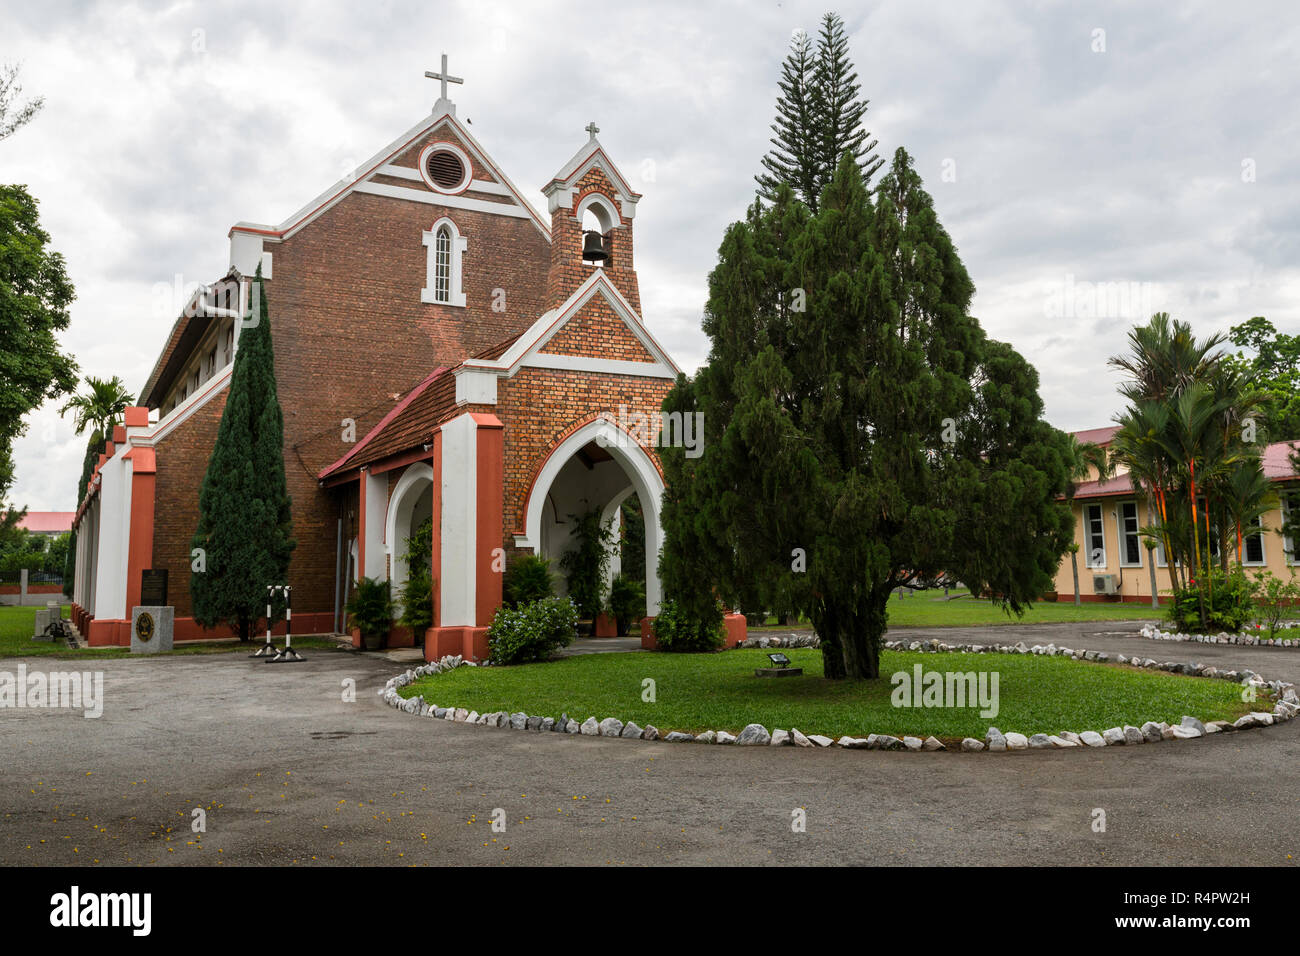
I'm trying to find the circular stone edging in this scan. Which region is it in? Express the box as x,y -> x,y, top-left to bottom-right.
378,640 -> 1298,754
1138,623 -> 1300,648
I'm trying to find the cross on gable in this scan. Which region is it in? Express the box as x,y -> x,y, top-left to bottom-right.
585,121 -> 600,140
425,53 -> 464,104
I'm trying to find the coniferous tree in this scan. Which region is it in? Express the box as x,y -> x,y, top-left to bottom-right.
813,11 -> 883,193
661,149 -> 1073,680
756,27 -> 821,210
756,12 -> 884,211
190,267 -> 295,640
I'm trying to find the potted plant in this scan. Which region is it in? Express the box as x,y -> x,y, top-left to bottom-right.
346,576 -> 393,650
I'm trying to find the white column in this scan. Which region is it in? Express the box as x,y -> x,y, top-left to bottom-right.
600,487 -> 634,590
91,454 -> 133,621
439,414 -> 478,627
362,468 -> 388,580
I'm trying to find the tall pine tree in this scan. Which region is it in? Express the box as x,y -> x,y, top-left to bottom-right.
756,27 -> 821,210
813,12 -> 882,193
662,150 -> 1073,680
756,12 -> 883,211
190,267 -> 295,640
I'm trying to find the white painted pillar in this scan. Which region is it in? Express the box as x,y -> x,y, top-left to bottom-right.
600,486 -> 634,590
362,468 -> 388,581
91,453 -> 132,621
439,414 -> 478,627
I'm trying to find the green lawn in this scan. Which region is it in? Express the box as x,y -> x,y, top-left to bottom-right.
754,591 -> 1163,630
884,593 -> 1164,628
399,647 -> 1253,741
0,604 -> 344,659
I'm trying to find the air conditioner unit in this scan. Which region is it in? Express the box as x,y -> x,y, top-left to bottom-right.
1093,574 -> 1118,596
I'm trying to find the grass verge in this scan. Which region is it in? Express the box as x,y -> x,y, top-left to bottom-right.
399,647 -> 1254,741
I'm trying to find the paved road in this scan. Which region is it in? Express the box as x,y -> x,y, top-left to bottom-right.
2,620 -> 1297,866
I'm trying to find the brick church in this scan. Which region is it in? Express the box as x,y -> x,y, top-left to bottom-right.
69,64 -> 683,660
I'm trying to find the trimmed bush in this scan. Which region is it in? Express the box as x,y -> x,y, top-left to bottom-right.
503,554 -> 555,608
488,596 -> 578,665
651,598 -> 725,652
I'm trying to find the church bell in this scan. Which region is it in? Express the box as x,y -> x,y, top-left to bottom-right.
581,230 -> 608,262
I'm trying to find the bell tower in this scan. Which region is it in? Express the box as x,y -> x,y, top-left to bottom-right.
540,122 -> 642,312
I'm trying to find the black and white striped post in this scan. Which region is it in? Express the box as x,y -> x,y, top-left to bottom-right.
249,584 -> 280,658
268,584 -> 304,663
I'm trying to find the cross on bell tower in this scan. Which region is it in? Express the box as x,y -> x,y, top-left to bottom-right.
425,53 -> 463,115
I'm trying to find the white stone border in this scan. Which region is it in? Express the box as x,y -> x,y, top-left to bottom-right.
1138,623 -> 1300,647
378,642 -> 1298,753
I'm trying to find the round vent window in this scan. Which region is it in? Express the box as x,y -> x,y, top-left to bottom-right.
417,143 -> 472,194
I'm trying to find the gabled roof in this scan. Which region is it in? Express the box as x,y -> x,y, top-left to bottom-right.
1071,426 -> 1120,447
229,105 -> 549,243
12,512 -> 74,533
541,134 -> 642,218
1072,440 -> 1300,499
318,271 -> 680,484
459,270 -> 679,379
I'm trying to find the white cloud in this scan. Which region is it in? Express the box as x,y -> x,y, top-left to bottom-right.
4,0 -> 1300,509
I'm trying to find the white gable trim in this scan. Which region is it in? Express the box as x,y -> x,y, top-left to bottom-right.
228,110 -> 550,243
459,272 -> 680,386
546,138 -> 641,202
355,181 -> 535,222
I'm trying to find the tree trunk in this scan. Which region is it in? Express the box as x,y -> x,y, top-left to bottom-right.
1071,552 -> 1081,605
814,592 -> 887,680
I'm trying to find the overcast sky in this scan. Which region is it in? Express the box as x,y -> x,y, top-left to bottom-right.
4,0 -> 1299,511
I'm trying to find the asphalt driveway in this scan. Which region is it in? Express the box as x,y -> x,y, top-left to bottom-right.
2,620 -> 1297,866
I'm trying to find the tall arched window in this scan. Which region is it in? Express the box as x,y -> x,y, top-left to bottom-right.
421,217 -> 467,307
434,226 -> 452,302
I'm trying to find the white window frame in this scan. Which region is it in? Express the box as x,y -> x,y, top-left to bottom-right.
421,216 -> 467,307
1242,515 -> 1266,566
1084,502 -> 1107,569
1285,493 -> 1298,566
1116,500 -> 1142,568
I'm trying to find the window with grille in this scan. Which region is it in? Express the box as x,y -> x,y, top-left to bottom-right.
1085,503 -> 1106,568
434,226 -> 452,302
1119,501 -> 1142,567
421,218 -> 466,307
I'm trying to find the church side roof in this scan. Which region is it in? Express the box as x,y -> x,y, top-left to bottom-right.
317,366 -> 452,480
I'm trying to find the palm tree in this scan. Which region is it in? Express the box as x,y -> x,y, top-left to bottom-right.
60,376 -> 133,438
1220,456 -> 1277,566
1064,436 -> 1113,604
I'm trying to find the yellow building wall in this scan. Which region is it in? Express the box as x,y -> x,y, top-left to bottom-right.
1054,492 -> 1297,602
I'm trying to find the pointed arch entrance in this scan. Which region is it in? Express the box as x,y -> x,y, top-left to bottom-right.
515,417 -> 664,616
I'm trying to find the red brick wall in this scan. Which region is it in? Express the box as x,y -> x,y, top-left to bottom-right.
151,394 -> 226,618
547,167 -> 640,312
147,125 -> 551,622
493,368 -> 672,550
540,296 -> 656,361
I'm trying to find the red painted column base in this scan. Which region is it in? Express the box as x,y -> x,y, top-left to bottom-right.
424,626 -> 490,663
593,612 -> 618,638
723,612 -> 748,648
640,616 -> 657,650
